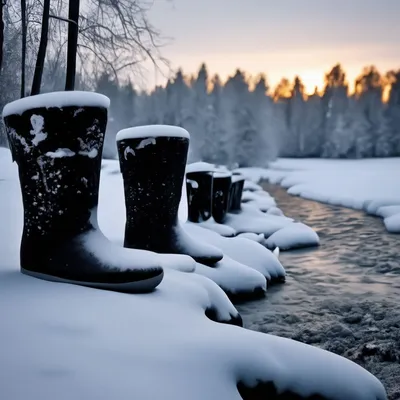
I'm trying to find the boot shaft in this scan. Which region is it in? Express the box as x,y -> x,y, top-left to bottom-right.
3,99 -> 108,240
186,171 -> 214,222
118,135 -> 189,227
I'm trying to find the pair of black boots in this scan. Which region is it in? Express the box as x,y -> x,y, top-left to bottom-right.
3,92 -> 222,293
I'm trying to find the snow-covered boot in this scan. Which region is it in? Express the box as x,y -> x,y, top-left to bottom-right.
212,172 -> 232,223
2,92 -> 163,292
117,125 -> 223,266
228,175 -> 245,211
186,171 -> 214,222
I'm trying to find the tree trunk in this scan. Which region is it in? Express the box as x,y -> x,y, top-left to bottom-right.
31,0 -> 50,95
20,0 -> 26,97
65,0 -> 80,91
0,1 -> 4,76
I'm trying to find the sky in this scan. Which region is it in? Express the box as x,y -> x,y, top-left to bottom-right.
143,0 -> 400,94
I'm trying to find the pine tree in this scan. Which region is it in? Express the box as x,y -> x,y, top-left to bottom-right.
386,70 -> 400,156
303,88 -> 324,157
322,64 -> 350,157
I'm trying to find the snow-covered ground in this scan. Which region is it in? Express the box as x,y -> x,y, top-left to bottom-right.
238,158 -> 400,234
0,147 -> 388,400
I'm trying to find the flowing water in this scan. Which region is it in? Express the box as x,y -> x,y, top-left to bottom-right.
237,184 -> 400,400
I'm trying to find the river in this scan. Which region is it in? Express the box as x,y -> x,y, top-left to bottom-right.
237,184 -> 400,400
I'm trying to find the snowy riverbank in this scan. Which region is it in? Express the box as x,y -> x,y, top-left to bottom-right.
0,147 -> 387,400
237,158 -> 400,234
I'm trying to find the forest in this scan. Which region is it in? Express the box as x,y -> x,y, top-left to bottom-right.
1,1 -> 400,167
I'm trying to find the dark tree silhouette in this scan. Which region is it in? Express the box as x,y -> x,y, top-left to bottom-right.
31,0 -> 50,95
0,0 -> 4,76
65,0 -> 80,91
20,0 -> 26,97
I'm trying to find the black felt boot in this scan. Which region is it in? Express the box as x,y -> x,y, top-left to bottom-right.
117,125 -> 223,266
3,92 -> 163,292
228,175 -> 245,211
186,171 -> 214,222
212,172 -> 232,223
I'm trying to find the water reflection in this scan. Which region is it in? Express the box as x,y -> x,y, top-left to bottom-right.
237,184 -> 400,400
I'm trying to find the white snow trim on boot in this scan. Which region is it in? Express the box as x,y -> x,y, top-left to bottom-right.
213,171 -> 232,178
116,125 -> 190,141
186,161 -> 218,174
3,91 -> 110,117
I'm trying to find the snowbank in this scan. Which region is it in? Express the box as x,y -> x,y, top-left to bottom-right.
184,223 -> 286,282
225,203 -> 294,236
240,158 -> 400,234
265,222 -> 320,251
0,148 -> 388,400
2,91 -> 110,117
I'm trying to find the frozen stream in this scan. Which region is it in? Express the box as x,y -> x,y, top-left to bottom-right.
237,183 -> 400,400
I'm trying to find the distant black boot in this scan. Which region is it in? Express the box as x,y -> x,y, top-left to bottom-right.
3,91 -> 163,292
186,171 -> 214,222
212,172 -> 232,223
117,125 -> 223,266
228,175 -> 245,211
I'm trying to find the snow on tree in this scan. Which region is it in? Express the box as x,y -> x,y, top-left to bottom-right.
191,63 -> 210,162
251,74 -> 278,161
354,66 -> 383,157
374,104 -> 394,157
288,76 -> 307,156
302,88 -> 324,157
273,78 -> 292,157
223,69 -> 265,167
321,64 -> 351,158
386,70 -> 400,156
95,73 -> 137,159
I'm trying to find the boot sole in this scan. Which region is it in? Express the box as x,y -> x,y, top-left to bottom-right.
21,268 -> 164,293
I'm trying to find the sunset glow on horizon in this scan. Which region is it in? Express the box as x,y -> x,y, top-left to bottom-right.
142,0 -> 400,94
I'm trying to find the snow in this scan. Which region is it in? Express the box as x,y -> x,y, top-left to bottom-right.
252,158 -> 400,234
243,180 -> 263,192
376,205 -> 400,219
184,223 -> 285,281
224,203 -> 294,236
265,222 -> 320,251
194,258 -> 267,296
30,115 -> 47,145
213,171 -> 232,178
384,214 -> 400,233
186,161 -> 217,173
267,206 -> 285,216
237,232 -> 265,243
86,211 -> 196,273
78,148 -> 98,158
45,148 -> 75,158
2,91 -> 110,117
189,218 -> 237,237
116,125 -> 190,141
0,148 -> 388,400
241,190 -> 276,212
232,174 -> 245,183
234,167 -> 271,183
